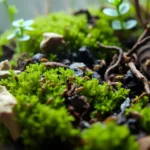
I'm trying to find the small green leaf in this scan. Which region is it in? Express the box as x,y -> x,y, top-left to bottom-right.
108,0 -> 122,6
12,19 -> 24,27
23,20 -> 34,26
24,26 -> 34,31
124,20 -> 137,29
18,35 -> 30,41
7,32 -> 16,40
9,5 -> 18,15
108,0 -> 115,3
103,8 -> 118,17
119,3 -> 130,15
111,20 -> 122,30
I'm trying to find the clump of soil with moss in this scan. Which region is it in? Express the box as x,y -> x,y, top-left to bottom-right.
1,0 -> 150,150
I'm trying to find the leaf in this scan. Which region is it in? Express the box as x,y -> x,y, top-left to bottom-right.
103,8 -> 118,17
119,3 -> 130,15
12,19 -> 24,27
108,0 -> 122,5
124,20 -> 137,29
111,20 -> 122,30
18,35 -> 30,41
24,26 -> 34,31
7,32 -> 16,40
23,20 -> 34,26
108,0 -> 115,3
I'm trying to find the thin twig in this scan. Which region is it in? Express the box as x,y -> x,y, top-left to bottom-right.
132,92 -> 147,104
127,36 -> 150,57
97,42 -> 123,81
44,61 -> 69,68
128,61 -> 150,95
132,0 -> 146,28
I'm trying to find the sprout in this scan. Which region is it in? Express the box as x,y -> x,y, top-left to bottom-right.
7,19 -> 34,53
0,0 -> 18,23
103,0 -> 137,30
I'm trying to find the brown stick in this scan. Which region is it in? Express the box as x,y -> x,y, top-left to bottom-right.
132,0 -> 146,28
126,36 -> 150,56
44,62 -> 69,68
128,61 -> 150,95
97,42 -> 123,81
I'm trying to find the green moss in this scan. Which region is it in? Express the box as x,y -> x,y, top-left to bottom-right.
77,122 -> 139,150
0,63 -> 131,148
126,96 -> 150,133
75,78 -> 129,116
0,9 -> 119,59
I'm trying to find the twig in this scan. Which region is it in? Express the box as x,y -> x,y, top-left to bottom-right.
97,42 -> 123,81
132,92 -> 147,104
126,36 -> 150,57
44,61 -> 69,68
132,0 -> 146,28
128,61 -> 150,95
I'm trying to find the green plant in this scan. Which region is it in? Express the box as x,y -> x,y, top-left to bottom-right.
7,19 -> 34,53
0,0 -> 17,24
103,0 -> 137,30
77,122 -> 138,150
0,10 -> 119,59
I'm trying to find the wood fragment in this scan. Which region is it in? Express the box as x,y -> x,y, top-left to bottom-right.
97,42 -> 123,81
128,62 -> 150,95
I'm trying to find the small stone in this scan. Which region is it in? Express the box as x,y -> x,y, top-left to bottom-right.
40,32 -> 65,53
0,86 -> 20,141
0,60 -> 10,70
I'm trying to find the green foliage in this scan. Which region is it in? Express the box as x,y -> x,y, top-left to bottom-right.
103,0 -> 137,30
0,64 -> 79,149
0,9 -> 119,58
77,122 -> 138,150
0,63 -> 131,148
7,19 -> 34,53
20,105 -> 79,149
76,78 -> 129,115
125,96 -> 150,133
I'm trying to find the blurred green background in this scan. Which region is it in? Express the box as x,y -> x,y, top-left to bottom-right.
0,0 -> 106,32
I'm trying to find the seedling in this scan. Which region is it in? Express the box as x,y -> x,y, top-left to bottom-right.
103,0 -> 137,30
0,0 -> 18,24
7,19 -> 34,53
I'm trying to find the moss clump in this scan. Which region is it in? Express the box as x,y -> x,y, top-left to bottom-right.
75,78 -> 129,116
0,63 -> 131,149
77,122 -> 138,150
0,9 -> 119,59
126,96 -> 150,133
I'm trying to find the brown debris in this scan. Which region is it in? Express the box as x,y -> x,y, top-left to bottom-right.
97,42 -> 123,81
128,62 -> 150,95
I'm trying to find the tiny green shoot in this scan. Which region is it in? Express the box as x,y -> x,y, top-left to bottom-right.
103,0 -> 137,30
0,0 -> 18,24
7,19 -> 34,53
